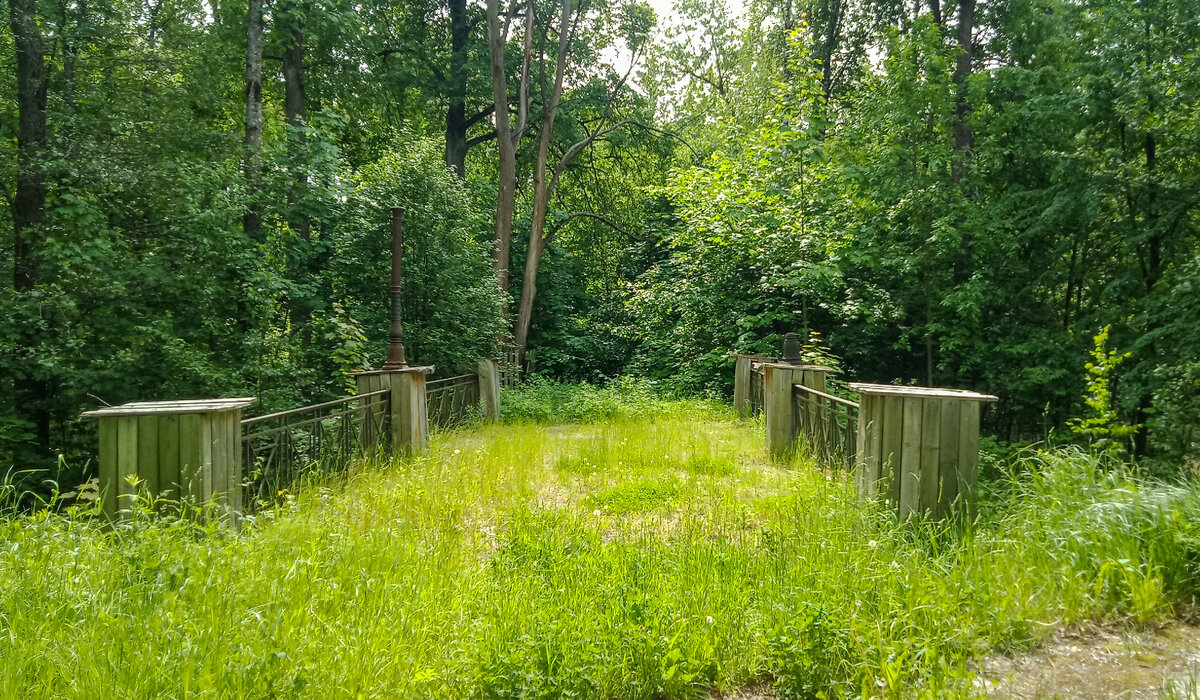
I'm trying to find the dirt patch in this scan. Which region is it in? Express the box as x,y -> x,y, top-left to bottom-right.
980,623 -> 1200,698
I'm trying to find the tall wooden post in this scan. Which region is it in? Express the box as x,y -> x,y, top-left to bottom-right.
851,384 -> 996,520
733,355 -> 753,417
763,363 -> 833,459
81,398 -> 256,527
355,367 -> 433,454
477,358 -> 501,421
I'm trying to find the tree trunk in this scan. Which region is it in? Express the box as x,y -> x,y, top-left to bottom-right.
513,0 -> 570,356
445,0 -> 469,178
950,0 -> 974,187
243,0 -> 264,241
1132,128 -> 1161,457
9,0 -> 50,467
486,0 -> 515,293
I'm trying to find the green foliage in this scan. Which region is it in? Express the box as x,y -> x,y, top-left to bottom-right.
1069,326 -> 1137,455
500,377 -> 726,424
332,138 -> 505,373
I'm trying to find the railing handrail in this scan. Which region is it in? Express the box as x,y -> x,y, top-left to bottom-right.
241,389 -> 389,427
427,373 -> 476,389
792,383 -> 860,410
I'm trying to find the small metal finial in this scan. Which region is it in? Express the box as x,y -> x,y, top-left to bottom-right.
782,332 -> 803,365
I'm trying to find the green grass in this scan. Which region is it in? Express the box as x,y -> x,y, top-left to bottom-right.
3,386 -> 1200,698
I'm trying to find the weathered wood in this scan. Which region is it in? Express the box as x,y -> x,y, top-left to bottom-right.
853,385 -> 994,521
98,419 -> 118,517
733,355 -> 752,417
938,399 -> 962,515
854,397 -> 867,495
158,414 -> 180,501
764,364 -> 796,459
116,417 -> 138,514
958,400 -> 981,520
898,397 -> 922,519
137,415 -> 160,501
81,398 -> 256,417
879,395 -> 904,508
864,395 -> 883,498
178,412 -> 203,503
477,358 -> 501,420
919,398 -> 942,518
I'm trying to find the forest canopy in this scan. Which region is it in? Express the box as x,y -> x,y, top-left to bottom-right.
2,0 -> 1197,481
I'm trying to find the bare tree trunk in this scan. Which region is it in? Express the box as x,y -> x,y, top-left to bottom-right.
486,0 -> 532,293
513,0 -> 571,356
445,0 -> 469,178
950,0 -> 974,187
282,11 -> 307,239
9,0 -> 50,467
244,0 -> 264,241
486,0 -> 515,292
949,0 -> 974,289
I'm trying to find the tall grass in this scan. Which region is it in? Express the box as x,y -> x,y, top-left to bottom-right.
1,384 -> 1198,698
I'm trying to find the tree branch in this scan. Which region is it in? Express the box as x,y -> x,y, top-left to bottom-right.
545,211 -> 635,246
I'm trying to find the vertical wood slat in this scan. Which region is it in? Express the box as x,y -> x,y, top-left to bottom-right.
898,398 -> 922,519
228,410 -> 242,522
880,396 -> 904,508
938,399 -> 962,516
958,401 -> 981,520
158,415 -> 180,502
733,356 -> 751,417
918,399 -> 942,519
178,413 -> 201,504
116,417 -> 139,514
137,415 -> 160,503
99,419 -> 118,518
863,395 -> 884,499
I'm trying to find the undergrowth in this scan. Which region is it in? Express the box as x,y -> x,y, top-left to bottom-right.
1,386 -> 1199,698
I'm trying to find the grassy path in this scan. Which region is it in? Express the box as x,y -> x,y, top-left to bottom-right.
3,400 -> 1200,698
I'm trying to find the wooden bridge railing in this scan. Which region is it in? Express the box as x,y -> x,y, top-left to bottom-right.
792,383 -> 859,470
83,358 -> 501,526
732,340 -> 998,521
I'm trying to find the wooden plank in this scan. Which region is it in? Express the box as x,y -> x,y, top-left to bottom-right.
209,412 -> 227,507
880,395 -> 904,509
81,398 -> 256,418
939,399 -> 962,516
898,397 -> 922,520
733,356 -> 751,417
197,415 -> 213,503
158,414 -> 180,502
958,401 -> 981,521
764,365 -> 796,460
919,398 -> 942,519
178,413 -> 201,505
116,417 -> 139,516
860,395 -> 884,499
98,419 -> 119,518
847,383 -> 997,402
227,410 -> 242,523
854,401 -> 867,494
137,415 -> 160,502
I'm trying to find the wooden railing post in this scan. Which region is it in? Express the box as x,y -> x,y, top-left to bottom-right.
81,398 -> 256,526
477,358 -> 501,421
764,363 -> 834,460
355,366 -> 434,455
733,355 -> 752,417
850,383 -> 997,520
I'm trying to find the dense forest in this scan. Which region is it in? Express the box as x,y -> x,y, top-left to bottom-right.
2,0 -> 1197,481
